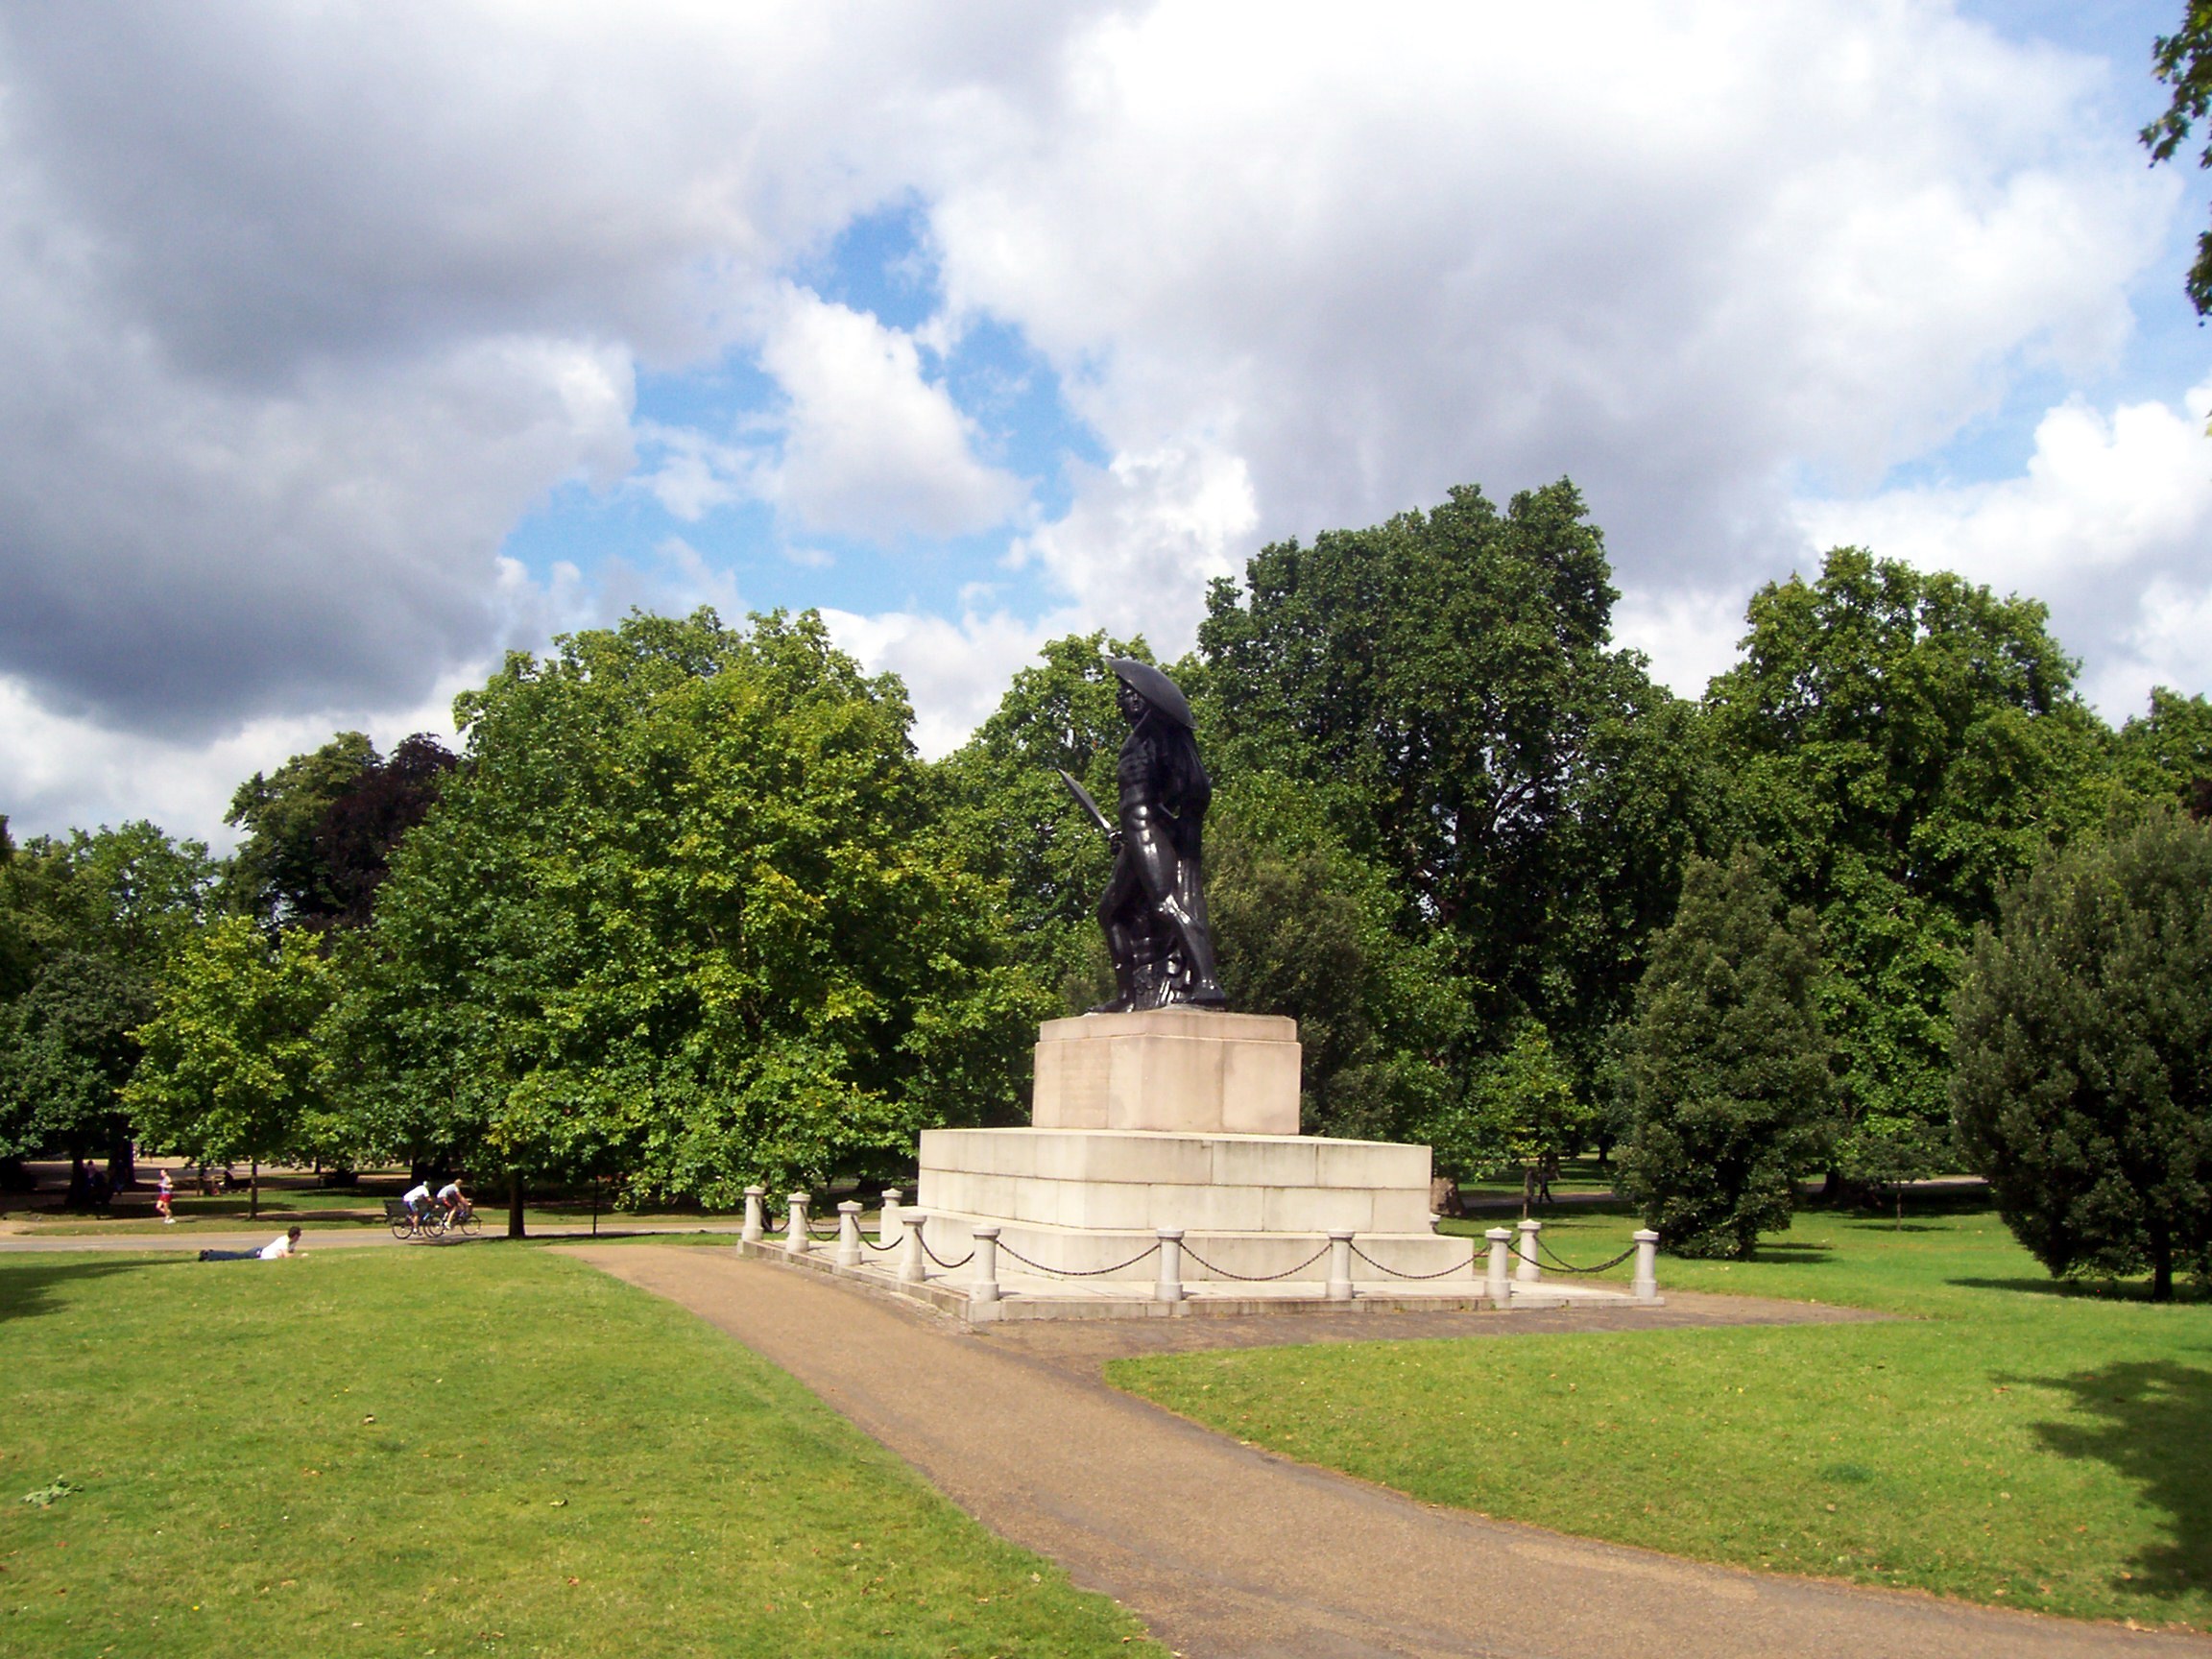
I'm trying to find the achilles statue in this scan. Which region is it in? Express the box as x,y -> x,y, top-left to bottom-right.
1063,658 -> 1228,1013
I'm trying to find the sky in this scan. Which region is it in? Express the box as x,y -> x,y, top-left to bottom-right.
2,1 -> 2208,849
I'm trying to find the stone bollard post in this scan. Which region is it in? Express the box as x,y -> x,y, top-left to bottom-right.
878,1188 -> 904,1249
1155,1229 -> 1186,1303
784,1191 -> 811,1256
1632,1229 -> 1661,1303
1326,1229 -> 1356,1301
741,1185 -> 766,1244
836,1200 -> 863,1267
972,1226 -> 1001,1304
1515,1217 -> 1541,1283
1485,1227 -> 1513,1306
899,1212 -> 929,1284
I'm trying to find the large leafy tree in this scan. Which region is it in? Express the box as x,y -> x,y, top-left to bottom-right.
0,821 -> 215,1190
1702,547 -> 2112,1185
2114,686 -> 2212,819
334,609 -> 1046,1222
1196,480 -> 1721,1076
224,731 -> 455,929
1952,810 -> 2212,1302
1617,850 -> 1833,1259
125,917 -> 338,1219
2146,2 -> 2212,316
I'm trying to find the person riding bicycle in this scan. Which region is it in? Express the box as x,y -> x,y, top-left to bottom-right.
400,1180 -> 433,1222
436,1178 -> 469,1222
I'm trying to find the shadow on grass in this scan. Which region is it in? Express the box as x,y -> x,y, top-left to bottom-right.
2008,1359 -> 2212,1599
1951,1276 -> 2211,1305
1748,1243 -> 1837,1263
0,1254 -> 192,1325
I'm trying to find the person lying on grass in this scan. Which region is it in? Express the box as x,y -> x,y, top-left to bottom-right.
198,1227 -> 304,1262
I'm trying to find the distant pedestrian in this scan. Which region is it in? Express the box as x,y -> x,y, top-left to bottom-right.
156,1169 -> 175,1224
1534,1152 -> 1559,1207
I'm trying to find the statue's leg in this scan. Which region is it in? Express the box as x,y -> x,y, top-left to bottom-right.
1090,858 -> 1144,1014
1126,825 -> 1225,1007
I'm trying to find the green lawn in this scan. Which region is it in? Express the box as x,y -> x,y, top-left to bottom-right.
0,1247 -> 1162,1657
1109,1203 -> 2212,1633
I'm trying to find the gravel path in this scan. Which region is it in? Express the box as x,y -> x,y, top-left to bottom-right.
566,1243 -> 2203,1659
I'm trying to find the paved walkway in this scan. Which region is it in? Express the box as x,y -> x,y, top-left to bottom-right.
566,1244 -> 2205,1659
0,1223 -> 742,1252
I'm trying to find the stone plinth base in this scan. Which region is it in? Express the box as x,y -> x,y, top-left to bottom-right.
1031,1009 -> 1300,1135
921,1126 -> 1431,1235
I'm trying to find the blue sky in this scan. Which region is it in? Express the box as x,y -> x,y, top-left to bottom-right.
0,2 -> 2207,843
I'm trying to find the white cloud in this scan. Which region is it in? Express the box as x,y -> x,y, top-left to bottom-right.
1794,381 -> 2212,720
821,606 -> 1062,757
757,286 -> 1026,541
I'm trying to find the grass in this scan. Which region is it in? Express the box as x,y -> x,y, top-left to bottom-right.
1108,1202 -> 2212,1633
0,1246 -> 1162,1657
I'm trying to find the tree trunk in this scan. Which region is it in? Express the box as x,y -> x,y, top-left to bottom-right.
109,1124 -> 137,1190
2152,1229 -> 2174,1303
508,1172 -> 526,1239
250,1159 -> 259,1221
1521,1166 -> 1535,1219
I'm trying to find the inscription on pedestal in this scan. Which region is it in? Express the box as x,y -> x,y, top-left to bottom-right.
1031,1009 -> 1301,1136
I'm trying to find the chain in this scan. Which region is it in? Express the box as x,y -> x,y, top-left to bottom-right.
1348,1240 -> 1483,1281
919,1235 -> 975,1271
1533,1237 -> 1641,1275
858,1233 -> 902,1253
1176,1240 -> 1333,1282
994,1239 -> 1163,1277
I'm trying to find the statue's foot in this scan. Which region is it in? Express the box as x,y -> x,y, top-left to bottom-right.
1085,995 -> 1132,1015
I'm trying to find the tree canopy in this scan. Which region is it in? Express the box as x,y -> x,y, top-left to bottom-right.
2145,1 -> 2212,316
333,608 -> 1046,1203
1952,810 -> 2212,1300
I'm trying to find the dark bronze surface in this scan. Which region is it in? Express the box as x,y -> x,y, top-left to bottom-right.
1081,658 -> 1226,1012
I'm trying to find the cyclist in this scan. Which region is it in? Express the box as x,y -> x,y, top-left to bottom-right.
400,1179 -> 433,1223
436,1177 -> 469,1223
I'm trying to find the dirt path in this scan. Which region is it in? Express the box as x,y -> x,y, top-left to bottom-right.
565,1244 -> 2203,1659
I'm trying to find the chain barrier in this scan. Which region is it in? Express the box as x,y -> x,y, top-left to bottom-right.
919,1235 -> 975,1272
858,1233 -> 902,1253
1533,1237 -> 1640,1275
1176,1239 -> 1333,1282
1347,1240 -> 1483,1281
994,1239 -> 1163,1277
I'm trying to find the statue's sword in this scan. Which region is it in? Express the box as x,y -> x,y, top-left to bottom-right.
1057,770 -> 1116,839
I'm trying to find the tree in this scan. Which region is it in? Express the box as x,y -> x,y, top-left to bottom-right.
0,821 -> 215,1190
223,731 -> 455,929
125,917 -> 338,1218
224,732 -> 376,926
1618,851 -> 1833,1259
2114,686 -> 2212,820
1951,810 -> 2212,1301
1419,1019 -> 1592,1214
2145,2 -> 2212,316
1197,481 -> 1721,1082
334,609 -> 1046,1224
1702,547 -> 2112,1187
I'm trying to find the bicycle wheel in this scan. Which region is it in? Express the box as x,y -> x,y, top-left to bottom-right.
458,1212 -> 481,1238
390,1216 -> 414,1240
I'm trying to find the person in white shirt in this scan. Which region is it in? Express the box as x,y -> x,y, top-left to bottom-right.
401,1181 -> 432,1219
199,1226 -> 302,1262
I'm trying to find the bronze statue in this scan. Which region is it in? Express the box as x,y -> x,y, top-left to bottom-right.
1062,658 -> 1226,1013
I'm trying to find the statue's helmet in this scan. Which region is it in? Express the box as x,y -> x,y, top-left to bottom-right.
1108,657 -> 1195,730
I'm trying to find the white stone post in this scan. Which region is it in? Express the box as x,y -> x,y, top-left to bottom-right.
1326,1229 -> 1355,1301
1485,1227 -> 1513,1306
878,1188 -> 904,1248
1633,1229 -> 1661,1303
972,1225 -> 1001,1304
836,1200 -> 863,1267
740,1186 -> 765,1244
784,1191 -> 811,1256
1155,1229 -> 1186,1303
899,1212 -> 929,1284
1515,1217 -> 1541,1283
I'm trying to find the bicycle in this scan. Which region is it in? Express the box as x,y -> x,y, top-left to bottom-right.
384,1199 -> 478,1240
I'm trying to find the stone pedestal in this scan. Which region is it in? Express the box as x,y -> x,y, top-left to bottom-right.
1031,1009 -> 1300,1135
